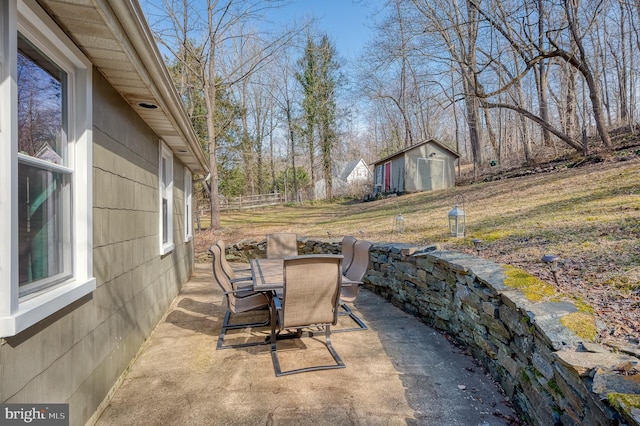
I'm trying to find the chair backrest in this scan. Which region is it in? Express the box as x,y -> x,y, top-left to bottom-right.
215,239 -> 235,280
341,236 -> 357,274
210,243 -> 267,315
281,255 -> 342,328
209,244 -> 237,310
266,233 -> 298,259
344,240 -> 372,283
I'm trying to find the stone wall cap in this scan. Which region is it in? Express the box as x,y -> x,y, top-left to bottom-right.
402,244 -> 440,256
557,349 -> 639,376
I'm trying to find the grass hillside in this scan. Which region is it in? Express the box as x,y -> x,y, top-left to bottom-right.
199,150 -> 640,351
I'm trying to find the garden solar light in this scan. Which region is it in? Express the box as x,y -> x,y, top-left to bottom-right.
394,212 -> 405,233
448,195 -> 466,238
542,254 -> 560,285
472,239 -> 483,256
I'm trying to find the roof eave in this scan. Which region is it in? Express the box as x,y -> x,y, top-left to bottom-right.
371,139 -> 460,166
38,0 -> 209,174
99,0 -> 209,174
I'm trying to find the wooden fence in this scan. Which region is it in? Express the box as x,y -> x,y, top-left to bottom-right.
218,192 -> 285,211
197,193 -> 285,212
195,193 -> 285,230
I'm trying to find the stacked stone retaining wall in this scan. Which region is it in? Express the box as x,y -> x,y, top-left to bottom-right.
226,238 -> 639,425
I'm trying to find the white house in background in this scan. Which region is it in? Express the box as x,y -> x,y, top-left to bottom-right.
314,159 -> 372,199
1,1 -> 208,423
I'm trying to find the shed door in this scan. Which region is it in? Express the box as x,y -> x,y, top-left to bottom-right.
384,161 -> 391,191
418,158 -> 444,190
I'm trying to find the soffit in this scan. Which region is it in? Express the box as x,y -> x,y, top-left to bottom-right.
35,0 -> 209,175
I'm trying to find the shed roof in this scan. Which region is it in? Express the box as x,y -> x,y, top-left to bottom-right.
36,0 -> 209,174
372,139 -> 459,166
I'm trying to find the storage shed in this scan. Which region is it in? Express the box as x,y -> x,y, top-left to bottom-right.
372,139 -> 459,194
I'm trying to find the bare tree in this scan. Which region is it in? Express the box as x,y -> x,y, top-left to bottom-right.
468,0 -> 612,152
144,0 -> 298,229
410,0 -> 485,172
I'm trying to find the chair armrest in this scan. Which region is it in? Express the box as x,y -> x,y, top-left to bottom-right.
271,295 -> 283,330
272,295 -> 282,311
223,288 -> 258,297
233,282 -> 254,293
342,278 -> 363,286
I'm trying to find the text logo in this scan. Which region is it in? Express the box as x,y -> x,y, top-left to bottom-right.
1,404 -> 68,425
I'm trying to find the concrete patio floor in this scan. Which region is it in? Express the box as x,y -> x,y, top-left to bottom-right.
94,262 -> 521,425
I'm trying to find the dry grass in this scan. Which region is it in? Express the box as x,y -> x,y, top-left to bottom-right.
198,154 -> 640,350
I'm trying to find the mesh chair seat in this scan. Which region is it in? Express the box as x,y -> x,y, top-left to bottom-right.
270,254 -> 346,376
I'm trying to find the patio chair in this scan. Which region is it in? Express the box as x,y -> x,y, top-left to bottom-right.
209,244 -> 270,350
337,239 -> 373,332
341,235 -> 357,275
266,233 -> 298,259
270,254 -> 346,376
215,239 -> 252,288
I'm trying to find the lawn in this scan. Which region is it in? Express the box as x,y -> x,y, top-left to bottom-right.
197,154 -> 640,350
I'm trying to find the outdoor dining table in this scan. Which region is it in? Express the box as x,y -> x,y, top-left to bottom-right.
249,258 -> 359,292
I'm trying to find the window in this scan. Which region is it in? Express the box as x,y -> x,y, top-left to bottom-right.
159,142 -> 174,254
17,34 -> 70,296
184,169 -> 193,242
0,0 -> 94,337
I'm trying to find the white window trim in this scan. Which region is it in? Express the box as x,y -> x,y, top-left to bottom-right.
159,141 -> 174,254
0,0 -> 94,337
184,169 -> 193,242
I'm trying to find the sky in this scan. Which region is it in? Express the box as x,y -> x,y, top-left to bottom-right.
264,0 -> 382,60
141,0 -> 384,62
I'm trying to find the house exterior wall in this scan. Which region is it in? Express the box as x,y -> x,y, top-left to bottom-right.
346,161 -> 371,184
315,160 -> 373,199
0,70 -> 194,425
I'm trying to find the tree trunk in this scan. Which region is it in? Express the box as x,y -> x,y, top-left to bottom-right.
536,0 -> 552,147
204,79 -> 220,228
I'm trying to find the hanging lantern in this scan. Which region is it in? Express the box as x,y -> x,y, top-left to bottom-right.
394,212 -> 405,233
448,196 -> 466,238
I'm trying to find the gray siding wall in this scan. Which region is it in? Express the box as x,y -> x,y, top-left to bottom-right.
0,71 -> 194,425
404,145 -> 429,192
430,144 -> 457,189
390,158 -> 404,193
372,158 -> 404,193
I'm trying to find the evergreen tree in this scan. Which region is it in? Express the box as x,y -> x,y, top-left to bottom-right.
296,34 -> 339,199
